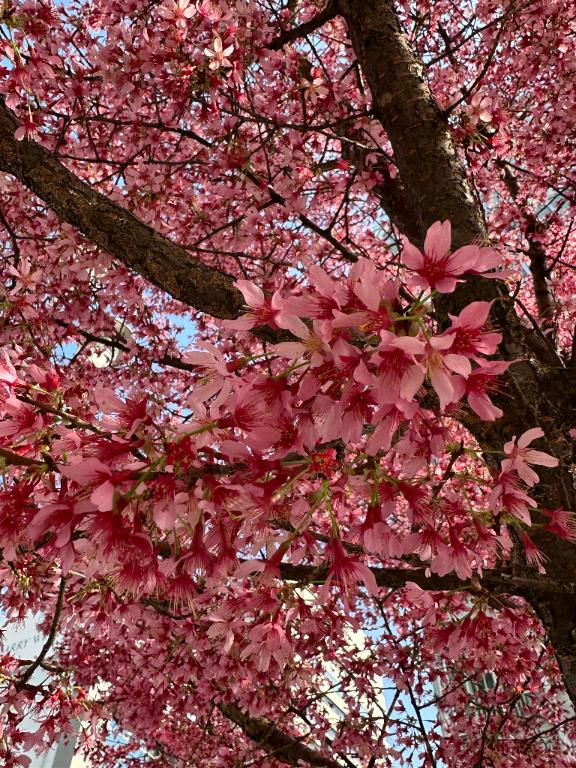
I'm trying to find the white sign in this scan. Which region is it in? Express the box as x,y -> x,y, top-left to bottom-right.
2,616 -> 88,768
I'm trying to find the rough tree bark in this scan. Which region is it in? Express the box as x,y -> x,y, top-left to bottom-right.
0,99 -> 244,320
337,0 -> 576,705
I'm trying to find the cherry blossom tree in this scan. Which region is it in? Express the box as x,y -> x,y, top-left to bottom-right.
1,0 -> 576,766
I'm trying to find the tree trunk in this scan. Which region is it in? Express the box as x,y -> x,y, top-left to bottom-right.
338,0 -> 576,705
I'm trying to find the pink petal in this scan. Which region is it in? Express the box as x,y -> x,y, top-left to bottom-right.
525,450 -> 558,467
365,420 -> 394,453
453,300 -> 493,328
0,421 -> 19,437
90,480 -> 116,511
448,244 -> 480,273
429,335 -> 454,351
515,462 -> 541,486
236,279 -> 264,308
309,264 -> 335,297
401,240 -> 425,270
435,277 -> 459,293
443,354 -> 471,376
235,560 -> 266,578
272,342 -> 307,359
517,427 -> 544,448
468,391 -> 502,421
223,315 -> 259,330
353,280 -> 380,312
430,367 -> 454,410
424,220 -> 451,260
400,365 -> 425,400
353,358 -> 373,386
393,336 -> 425,355
59,543 -> 76,575
471,248 -> 501,272
356,562 -> 379,596
153,500 -> 176,530
59,458 -> 110,483
275,314 -> 310,339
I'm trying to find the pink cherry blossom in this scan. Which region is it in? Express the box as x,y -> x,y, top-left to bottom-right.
521,531 -> 547,572
488,470 -> 536,525
468,93 -> 494,125
0,396 -> 44,437
319,538 -> 379,606
0,1 -> 575,764
302,77 -> 329,104
157,0 -> 196,25
223,280 -> 286,330
502,427 -> 559,486
240,618 -> 293,672
204,36 -> 234,70
445,301 -> 502,357
398,335 -> 471,411
0,354 -> 20,393
401,220 -> 501,293
272,316 -> 330,366
541,508 -> 576,541
451,359 -> 510,420
59,458 -> 136,512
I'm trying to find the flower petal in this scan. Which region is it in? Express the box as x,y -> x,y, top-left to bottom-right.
424,220 -> 451,260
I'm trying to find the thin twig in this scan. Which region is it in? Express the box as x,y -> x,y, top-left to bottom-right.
16,576 -> 67,689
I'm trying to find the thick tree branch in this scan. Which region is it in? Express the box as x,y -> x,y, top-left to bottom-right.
218,702 -> 347,768
337,0 -> 486,248
334,1 -> 517,331
372,170 -> 422,244
337,0 -> 576,706
0,99 -> 244,320
277,562 -> 575,599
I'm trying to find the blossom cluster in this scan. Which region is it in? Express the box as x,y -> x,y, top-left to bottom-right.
0,223 -> 565,610
1,0 -> 576,760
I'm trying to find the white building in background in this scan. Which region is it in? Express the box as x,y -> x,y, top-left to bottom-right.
297,591 -> 388,766
4,604 -> 386,768
321,624 -> 386,733
88,318 -> 132,369
3,616 -> 89,768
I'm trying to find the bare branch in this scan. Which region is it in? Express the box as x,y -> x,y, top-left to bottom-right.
0,99 -> 244,319
276,562 -> 575,599
444,11 -> 509,115
218,702 -> 347,768
267,1 -> 338,51
0,203 -> 20,266
0,446 -> 45,467
524,212 -> 557,342
495,159 -> 558,344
